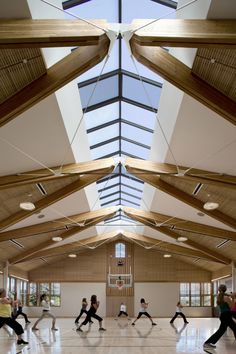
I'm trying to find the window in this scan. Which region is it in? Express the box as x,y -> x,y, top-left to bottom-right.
27,283 -> 61,307
115,243 -> 125,258
180,282 -> 212,307
8,276 -> 17,299
20,280 -> 28,306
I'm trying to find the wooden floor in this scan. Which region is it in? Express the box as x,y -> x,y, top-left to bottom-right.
1,318 -> 235,353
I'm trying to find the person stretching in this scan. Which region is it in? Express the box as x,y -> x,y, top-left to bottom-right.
132,298 -> 156,326
0,288 -> 28,345
170,301 -> 189,324
75,298 -> 93,324
203,284 -> 236,349
12,299 -> 30,324
115,302 -> 129,319
77,295 -> 106,332
32,294 -> 58,331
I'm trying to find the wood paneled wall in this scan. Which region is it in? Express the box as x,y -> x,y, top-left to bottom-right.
28,243 -> 211,282
134,246 -> 211,282
106,241 -> 134,296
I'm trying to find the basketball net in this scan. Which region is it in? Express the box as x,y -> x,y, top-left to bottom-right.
116,279 -> 124,290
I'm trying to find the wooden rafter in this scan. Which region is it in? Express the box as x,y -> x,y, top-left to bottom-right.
9,208 -> 119,264
131,19 -> 236,48
122,207 -> 236,241
0,206 -> 119,242
0,34 -> 110,128
123,207 -> 231,264
18,231 -> 119,262
0,162 -> 115,231
0,19 -> 107,48
122,231 -> 221,263
125,167 -> 236,230
0,158 -> 115,190
130,39 -> 236,126
125,158 -> 236,189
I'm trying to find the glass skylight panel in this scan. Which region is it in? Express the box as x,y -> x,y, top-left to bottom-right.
91,140 -> 119,159
100,193 -> 120,204
78,41 -> 119,83
121,191 -> 141,202
79,75 -> 118,109
121,198 -> 140,207
121,122 -> 153,147
121,42 -> 163,82
121,185 -> 143,198
63,0 -> 118,22
85,102 -> 119,130
121,140 -> 150,160
101,198 -> 120,207
122,0 -> 176,22
87,123 -> 119,146
122,75 -> 161,109
121,102 -> 156,130
97,176 -> 120,190
98,185 -> 120,195
121,176 -> 143,190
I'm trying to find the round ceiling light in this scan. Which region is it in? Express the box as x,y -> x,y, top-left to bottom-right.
177,236 -> 188,242
163,254 -> 172,258
52,236 -> 62,242
19,202 -> 36,211
68,254 -> 77,258
203,202 -> 219,210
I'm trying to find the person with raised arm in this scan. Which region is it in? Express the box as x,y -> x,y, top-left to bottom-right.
132,298 -> 156,326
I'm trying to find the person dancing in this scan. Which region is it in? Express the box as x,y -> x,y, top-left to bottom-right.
75,298 -> 93,325
170,301 -> 189,324
203,284 -> 236,349
77,295 -> 106,332
132,298 -> 156,326
32,294 -> 58,331
12,299 -> 30,325
115,302 -> 130,320
0,288 -> 28,345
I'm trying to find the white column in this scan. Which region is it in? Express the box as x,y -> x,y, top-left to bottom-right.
3,261 -> 9,291
232,261 -> 236,292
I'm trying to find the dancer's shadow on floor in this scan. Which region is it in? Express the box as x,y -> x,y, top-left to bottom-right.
170,322 -> 187,342
132,325 -> 154,338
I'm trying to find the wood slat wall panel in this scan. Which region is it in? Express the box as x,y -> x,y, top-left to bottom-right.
0,48 -> 46,104
192,48 -> 236,102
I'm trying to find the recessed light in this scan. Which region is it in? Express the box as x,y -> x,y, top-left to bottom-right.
52,236 -> 62,242
68,254 -> 77,258
38,214 -> 45,219
177,236 -> 188,242
197,212 -> 205,217
163,254 -> 172,258
19,202 -> 36,211
203,202 -> 219,210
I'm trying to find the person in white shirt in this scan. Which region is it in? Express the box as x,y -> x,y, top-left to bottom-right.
116,303 -> 129,319
32,294 -> 58,331
170,301 -> 189,324
132,298 -> 156,326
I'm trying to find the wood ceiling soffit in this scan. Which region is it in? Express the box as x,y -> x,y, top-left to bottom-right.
0,170 -> 114,232
9,212 -> 118,264
0,158 -> 115,189
122,207 -> 236,241
130,39 -> 236,126
123,209 -> 231,264
0,206 -> 119,242
131,20 -> 236,48
0,19 -> 108,48
122,231 -> 219,263
125,158 -> 236,189
125,169 -> 236,230
0,34 -> 110,127
21,231 -> 118,261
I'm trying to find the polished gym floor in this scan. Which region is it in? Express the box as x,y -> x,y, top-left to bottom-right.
1,318 -> 235,353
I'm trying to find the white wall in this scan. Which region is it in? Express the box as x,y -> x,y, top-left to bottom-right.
0,274 -> 3,288
134,283 -> 211,318
26,282 -> 106,318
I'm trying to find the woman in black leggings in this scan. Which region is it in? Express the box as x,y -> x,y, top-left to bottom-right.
77,295 -> 106,332
75,298 -> 93,324
12,300 -> 30,324
203,284 -> 236,349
